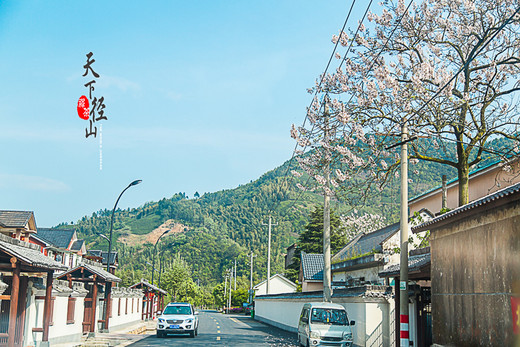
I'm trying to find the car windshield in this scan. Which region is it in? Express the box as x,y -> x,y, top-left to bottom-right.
163,305 -> 192,315
311,308 -> 347,325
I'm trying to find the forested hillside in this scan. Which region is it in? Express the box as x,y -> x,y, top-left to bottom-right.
64,159 -> 451,287
60,137 -> 508,294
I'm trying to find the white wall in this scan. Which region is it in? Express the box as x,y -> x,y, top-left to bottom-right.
255,295 -> 397,347
255,277 -> 297,295
109,296 -> 143,330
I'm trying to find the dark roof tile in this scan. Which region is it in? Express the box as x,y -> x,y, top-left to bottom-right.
70,240 -> 85,252
0,234 -> 67,270
0,210 -> 35,228
301,252 -> 324,281
378,253 -> 430,278
37,228 -> 75,249
413,181 -> 520,232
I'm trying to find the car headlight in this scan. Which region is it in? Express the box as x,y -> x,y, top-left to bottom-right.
185,318 -> 194,324
310,331 -> 320,339
342,331 -> 352,340
158,318 -> 165,323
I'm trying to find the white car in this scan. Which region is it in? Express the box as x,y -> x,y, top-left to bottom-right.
156,302 -> 199,338
298,302 -> 355,347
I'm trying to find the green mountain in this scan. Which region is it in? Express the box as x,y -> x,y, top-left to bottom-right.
61,151 -> 462,290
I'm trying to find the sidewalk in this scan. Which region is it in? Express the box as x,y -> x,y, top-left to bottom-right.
52,320 -> 156,347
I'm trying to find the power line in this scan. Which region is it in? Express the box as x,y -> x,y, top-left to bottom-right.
274,0 -> 414,216
264,0 -> 359,215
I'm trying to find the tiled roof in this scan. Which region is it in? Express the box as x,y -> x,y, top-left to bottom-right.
378,253 -> 431,278
56,263 -> 121,283
413,180 -> 520,232
37,228 -> 75,249
333,222 -> 400,262
129,280 -> 168,295
0,234 -> 67,271
88,250 -> 118,265
70,240 -> 85,252
334,209 -> 433,262
301,252 -> 324,281
0,210 -> 35,228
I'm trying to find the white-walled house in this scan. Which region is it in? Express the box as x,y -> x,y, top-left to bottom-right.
331,209 -> 433,287
0,210 -> 156,347
254,274 -> 297,295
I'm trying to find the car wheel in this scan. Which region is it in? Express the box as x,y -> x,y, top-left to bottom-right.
156,331 -> 163,338
189,330 -> 195,338
306,338 -> 310,347
195,327 -> 198,336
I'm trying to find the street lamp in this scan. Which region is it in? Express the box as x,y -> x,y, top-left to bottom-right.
103,179 -> 142,332
106,179 -> 142,273
152,229 -> 170,286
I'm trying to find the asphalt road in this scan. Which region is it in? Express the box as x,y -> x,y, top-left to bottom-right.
128,310 -> 298,346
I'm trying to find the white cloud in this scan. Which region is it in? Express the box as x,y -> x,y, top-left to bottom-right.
0,174 -> 70,192
97,75 -> 141,92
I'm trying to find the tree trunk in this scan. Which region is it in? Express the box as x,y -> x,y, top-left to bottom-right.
457,164 -> 470,206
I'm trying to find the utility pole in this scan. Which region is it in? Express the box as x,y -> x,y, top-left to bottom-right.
262,216 -> 277,295
234,259 -> 237,291
399,123 -> 410,347
228,269 -> 232,311
323,95 -> 332,302
385,125 -> 417,347
224,274 -> 228,313
249,252 -> 256,304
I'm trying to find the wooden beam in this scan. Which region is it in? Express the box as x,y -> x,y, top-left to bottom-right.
104,281 -> 112,331
8,263 -> 20,347
91,282 -> 98,332
42,271 -> 54,342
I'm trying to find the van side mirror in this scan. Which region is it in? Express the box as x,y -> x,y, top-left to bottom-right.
302,317 -> 308,323
350,320 -> 355,326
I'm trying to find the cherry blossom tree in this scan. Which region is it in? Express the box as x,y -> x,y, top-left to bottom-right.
295,0 -> 520,206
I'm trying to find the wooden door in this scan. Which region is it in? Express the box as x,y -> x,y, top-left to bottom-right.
82,286 -> 93,334
14,277 -> 28,347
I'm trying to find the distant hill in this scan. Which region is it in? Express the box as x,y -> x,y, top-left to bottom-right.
64,134 -> 515,287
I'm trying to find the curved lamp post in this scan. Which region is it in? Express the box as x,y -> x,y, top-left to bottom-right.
106,179 -> 142,273
103,179 -> 142,331
151,229 -> 170,286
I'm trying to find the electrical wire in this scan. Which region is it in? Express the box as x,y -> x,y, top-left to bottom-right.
275,0 -> 414,217
264,0 -> 359,216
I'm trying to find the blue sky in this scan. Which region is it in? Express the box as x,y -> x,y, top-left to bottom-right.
0,1 -> 373,227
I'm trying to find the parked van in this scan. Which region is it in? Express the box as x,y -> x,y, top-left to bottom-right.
297,302 -> 355,347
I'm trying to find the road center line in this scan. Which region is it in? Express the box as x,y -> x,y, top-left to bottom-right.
217,336 -> 221,341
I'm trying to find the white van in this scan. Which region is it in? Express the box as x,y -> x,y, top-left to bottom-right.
297,302 -> 355,347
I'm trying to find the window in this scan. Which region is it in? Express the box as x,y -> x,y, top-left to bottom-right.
125,298 -> 128,315
163,305 -> 192,315
118,298 -> 121,316
66,297 -> 76,324
310,308 -> 348,325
